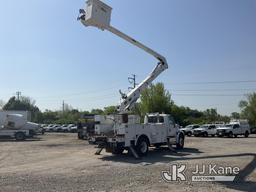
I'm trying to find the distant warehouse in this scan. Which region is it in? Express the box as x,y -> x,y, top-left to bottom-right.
0,110 -> 31,126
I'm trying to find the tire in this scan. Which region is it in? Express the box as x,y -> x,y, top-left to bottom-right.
176,135 -> 185,149
112,147 -> 124,155
203,132 -> 208,137
15,132 -> 26,141
228,132 -> 233,138
211,134 -> 215,137
234,135 -> 238,138
187,132 -> 192,137
245,131 -> 249,138
136,137 -> 149,156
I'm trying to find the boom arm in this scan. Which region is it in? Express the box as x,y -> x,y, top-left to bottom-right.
106,26 -> 168,112
78,0 -> 168,113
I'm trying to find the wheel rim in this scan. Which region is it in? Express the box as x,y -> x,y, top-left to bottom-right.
17,133 -> 23,140
140,141 -> 148,154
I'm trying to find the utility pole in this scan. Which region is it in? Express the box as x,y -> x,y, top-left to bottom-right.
62,100 -> 65,113
128,74 -> 137,91
16,91 -> 21,100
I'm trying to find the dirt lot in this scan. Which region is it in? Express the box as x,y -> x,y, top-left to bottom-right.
0,133 -> 255,192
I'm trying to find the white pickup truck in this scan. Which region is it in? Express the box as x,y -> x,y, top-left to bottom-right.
0,114 -> 41,141
216,120 -> 250,138
180,124 -> 200,136
94,113 -> 185,158
193,124 -> 217,137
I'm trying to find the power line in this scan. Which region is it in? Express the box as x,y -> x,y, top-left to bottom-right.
172,93 -> 245,97
172,80 -> 256,85
170,88 -> 256,92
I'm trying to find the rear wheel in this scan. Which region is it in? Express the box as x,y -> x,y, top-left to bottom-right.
136,137 -> 149,156
203,132 -> 208,137
234,134 -> 238,138
15,132 -> 26,141
245,131 -> 249,138
187,132 -> 192,137
228,132 -> 233,138
176,135 -> 184,149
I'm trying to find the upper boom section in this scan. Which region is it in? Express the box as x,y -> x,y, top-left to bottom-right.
78,0 -> 168,113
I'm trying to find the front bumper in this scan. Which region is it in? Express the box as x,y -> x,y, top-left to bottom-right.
216,130 -> 227,136
193,131 -> 204,136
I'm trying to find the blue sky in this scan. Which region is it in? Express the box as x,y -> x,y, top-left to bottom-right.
0,0 -> 255,115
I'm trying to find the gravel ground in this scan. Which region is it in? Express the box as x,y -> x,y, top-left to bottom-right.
0,133 -> 255,192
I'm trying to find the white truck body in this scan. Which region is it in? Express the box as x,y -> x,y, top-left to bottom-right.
94,113 -> 185,157
216,119 -> 250,137
0,114 -> 41,140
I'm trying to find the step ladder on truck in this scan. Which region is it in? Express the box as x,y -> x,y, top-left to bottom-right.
78,0 -> 185,158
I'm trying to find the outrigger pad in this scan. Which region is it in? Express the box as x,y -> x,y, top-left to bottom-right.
95,148 -> 104,155
129,146 -> 141,159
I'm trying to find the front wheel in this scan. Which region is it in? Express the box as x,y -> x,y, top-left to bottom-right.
203,132 -> 208,137
187,132 -> 192,137
228,132 -> 233,138
245,131 -> 249,138
15,132 -> 26,141
136,138 -> 149,156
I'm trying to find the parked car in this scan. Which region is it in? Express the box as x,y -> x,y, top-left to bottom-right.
180,124 -> 200,136
52,125 -> 62,132
193,124 -> 217,137
60,124 -> 69,132
70,125 -> 78,133
45,124 -> 54,132
216,120 -> 250,138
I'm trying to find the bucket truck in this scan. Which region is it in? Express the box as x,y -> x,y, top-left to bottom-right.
78,0 -> 184,158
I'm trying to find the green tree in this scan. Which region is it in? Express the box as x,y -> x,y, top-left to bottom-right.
138,83 -> 173,116
91,108 -> 104,115
3,96 -> 40,122
104,106 -> 117,115
231,112 -> 240,119
239,93 -> 256,126
203,108 -> 219,122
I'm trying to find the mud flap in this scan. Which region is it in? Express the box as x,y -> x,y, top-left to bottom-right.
167,138 -> 177,153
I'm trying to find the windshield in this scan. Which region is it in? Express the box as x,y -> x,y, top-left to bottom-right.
200,125 -> 208,129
